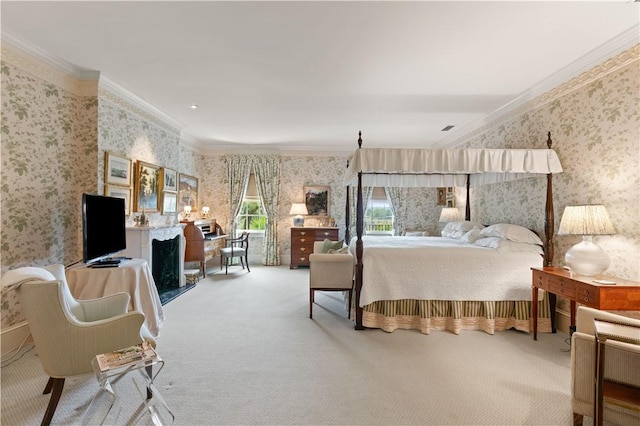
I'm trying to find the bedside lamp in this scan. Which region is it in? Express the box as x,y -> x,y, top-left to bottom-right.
439,207 -> 461,223
289,203 -> 308,227
558,205 -> 615,276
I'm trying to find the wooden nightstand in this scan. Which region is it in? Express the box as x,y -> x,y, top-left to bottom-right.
290,227 -> 339,269
531,267 -> 640,340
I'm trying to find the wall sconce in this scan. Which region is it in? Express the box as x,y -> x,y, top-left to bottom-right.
183,205 -> 192,221
289,203 -> 308,227
558,204 -> 615,276
439,207 -> 461,223
201,206 -> 210,219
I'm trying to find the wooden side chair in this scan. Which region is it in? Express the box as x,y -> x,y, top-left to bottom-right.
220,231 -> 250,275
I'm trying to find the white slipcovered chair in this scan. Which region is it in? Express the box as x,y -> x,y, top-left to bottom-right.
5,264 -> 154,426
571,306 -> 640,425
308,241 -> 354,319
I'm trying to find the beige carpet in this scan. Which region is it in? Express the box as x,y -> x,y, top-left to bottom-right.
1,265 -> 579,425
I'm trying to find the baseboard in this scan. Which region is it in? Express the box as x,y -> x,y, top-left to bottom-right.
1,321 -> 32,356
555,309 -> 570,335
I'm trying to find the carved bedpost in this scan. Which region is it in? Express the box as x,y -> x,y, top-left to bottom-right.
355,171 -> 364,330
544,132 -> 555,266
345,160 -> 350,244
465,174 -> 471,221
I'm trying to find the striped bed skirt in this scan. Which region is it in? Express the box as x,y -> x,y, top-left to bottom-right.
359,292 -> 553,335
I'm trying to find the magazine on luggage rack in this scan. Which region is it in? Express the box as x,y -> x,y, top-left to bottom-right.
95,341 -> 158,372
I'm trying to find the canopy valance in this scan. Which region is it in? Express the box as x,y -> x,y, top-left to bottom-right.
344,148 -> 563,187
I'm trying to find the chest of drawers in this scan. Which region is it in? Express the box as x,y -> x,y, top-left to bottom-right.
290,227 -> 339,269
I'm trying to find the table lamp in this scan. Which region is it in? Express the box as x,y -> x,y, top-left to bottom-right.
201,206 -> 210,219
289,203 -> 308,227
558,204 -> 615,276
182,205 -> 192,221
439,207 -> 461,223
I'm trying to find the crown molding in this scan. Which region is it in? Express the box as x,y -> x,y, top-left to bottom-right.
1,34 -> 99,96
99,77 -> 185,135
440,24 -> 640,148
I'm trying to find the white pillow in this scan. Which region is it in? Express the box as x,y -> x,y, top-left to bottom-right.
475,237 -> 543,255
404,231 -> 426,237
441,222 -> 457,236
449,221 -> 485,232
460,228 -> 483,244
479,223 -> 543,245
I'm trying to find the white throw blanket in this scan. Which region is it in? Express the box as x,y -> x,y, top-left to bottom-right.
350,236 -> 543,306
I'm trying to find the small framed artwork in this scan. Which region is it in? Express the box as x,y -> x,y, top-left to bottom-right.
105,185 -> 132,216
160,167 -> 178,192
134,161 -> 161,212
178,173 -> 198,211
436,187 -> 446,206
447,198 -> 455,208
161,191 -> 178,215
304,185 -> 330,216
104,151 -> 132,186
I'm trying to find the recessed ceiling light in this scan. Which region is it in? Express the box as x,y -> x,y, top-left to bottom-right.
189,104 -> 199,109
441,125 -> 455,131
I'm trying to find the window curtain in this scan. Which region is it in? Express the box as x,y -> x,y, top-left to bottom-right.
225,155 -> 252,237
386,187 -> 409,236
253,156 -> 280,266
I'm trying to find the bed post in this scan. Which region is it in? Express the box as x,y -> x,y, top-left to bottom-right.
355,132 -> 365,329
544,132 -> 555,267
465,174 -> 471,221
345,161 -> 351,244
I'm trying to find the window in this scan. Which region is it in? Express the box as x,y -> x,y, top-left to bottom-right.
364,187 -> 394,235
235,172 -> 266,233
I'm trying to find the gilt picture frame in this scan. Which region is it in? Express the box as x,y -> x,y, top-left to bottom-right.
161,191 -> 178,215
436,187 -> 446,206
133,161 -> 160,212
104,151 -> 132,187
104,185 -> 131,216
304,185 -> 330,216
178,173 -> 198,212
160,167 -> 178,192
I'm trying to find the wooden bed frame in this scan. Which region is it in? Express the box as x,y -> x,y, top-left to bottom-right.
344,132 -> 557,330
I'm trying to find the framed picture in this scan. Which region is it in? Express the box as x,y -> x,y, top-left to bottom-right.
160,167 -> 178,192
133,161 -> 160,212
447,198 -> 455,208
104,185 -> 131,216
161,191 -> 178,215
304,185 -> 330,216
436,187 -> 446,206
178,173 -> 198,211
104,151 -> 132,186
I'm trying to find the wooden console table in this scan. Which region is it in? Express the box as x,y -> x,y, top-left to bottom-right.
531,267 -> 640,340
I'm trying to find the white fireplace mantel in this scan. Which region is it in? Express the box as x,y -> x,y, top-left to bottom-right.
122,224 -> 186,287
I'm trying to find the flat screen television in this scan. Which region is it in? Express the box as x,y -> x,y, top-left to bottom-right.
82,193 -> 126,264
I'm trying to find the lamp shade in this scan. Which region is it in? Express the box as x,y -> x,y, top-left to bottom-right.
558,205 -> 615,236
289,203 -> 308,216
439,207 -> 461,223
558,205 -> 615,276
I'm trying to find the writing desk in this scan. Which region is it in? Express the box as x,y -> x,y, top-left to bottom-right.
66,259 -> 164,337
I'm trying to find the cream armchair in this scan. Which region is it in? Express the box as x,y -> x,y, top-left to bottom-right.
571,306 -> 640,425
8,264 -> 153,426
309,241 -> 354,319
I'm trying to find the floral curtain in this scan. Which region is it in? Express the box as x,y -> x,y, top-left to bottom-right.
386,186 -> 409,236
224,155 -> 252,236
253,156 -> 281,265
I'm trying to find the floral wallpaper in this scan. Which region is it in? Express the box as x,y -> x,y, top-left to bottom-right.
2,39 -> 638,332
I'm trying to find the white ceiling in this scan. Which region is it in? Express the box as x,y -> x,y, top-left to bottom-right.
2,1 -> 639,153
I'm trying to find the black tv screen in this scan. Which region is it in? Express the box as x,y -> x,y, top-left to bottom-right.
82,193 -> 126,264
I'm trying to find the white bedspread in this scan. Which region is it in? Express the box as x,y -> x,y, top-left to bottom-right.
351,236 -> 543,307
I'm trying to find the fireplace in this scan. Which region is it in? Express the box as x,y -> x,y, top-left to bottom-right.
122,224 -> 186,288
152,235 -> 181,291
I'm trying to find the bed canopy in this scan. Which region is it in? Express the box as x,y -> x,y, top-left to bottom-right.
343,132 -> 563,330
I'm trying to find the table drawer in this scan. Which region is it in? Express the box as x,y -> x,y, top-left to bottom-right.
574,282 -> 600,306
532,270 -> 549,290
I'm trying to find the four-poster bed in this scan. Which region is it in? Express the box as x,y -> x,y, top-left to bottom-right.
343,132 -> 563,334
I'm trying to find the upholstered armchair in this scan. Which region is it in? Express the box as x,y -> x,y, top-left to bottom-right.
308,241 -> 354,319
6,264 -> 153,426
571,306 -> 640,425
